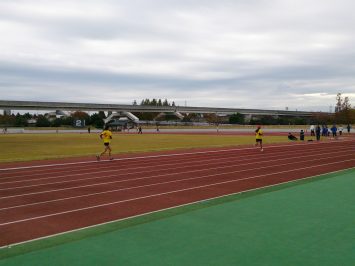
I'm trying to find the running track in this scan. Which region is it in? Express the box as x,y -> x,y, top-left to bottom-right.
0,139 -> 354,247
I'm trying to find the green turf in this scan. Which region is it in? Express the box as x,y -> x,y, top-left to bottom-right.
0,133 -> 293,163
0,169 -> 354,265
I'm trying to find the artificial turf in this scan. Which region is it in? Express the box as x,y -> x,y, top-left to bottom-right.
0,169 -> 354,265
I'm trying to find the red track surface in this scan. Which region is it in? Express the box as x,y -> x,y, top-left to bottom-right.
0,139 -> 354,247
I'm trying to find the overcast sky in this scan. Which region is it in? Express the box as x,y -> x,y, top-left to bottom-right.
0,0 -> 354,111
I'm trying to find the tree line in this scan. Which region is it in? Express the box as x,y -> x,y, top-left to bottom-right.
0,111 -> 107,128
1,95 -> 353,127
135,98 -> 176,107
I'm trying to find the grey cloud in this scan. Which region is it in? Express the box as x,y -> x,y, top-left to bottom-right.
0,0 -> 354,111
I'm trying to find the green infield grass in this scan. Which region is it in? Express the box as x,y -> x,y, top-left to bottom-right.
0,133 -> 303,162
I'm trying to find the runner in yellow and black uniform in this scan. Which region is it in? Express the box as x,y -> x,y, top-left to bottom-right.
96,126 -> 114,161
255,125 -> 263,152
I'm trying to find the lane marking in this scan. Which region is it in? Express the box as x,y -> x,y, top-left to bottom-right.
1,151 -> 353,211
0,158 -> 354,225
1,152 -> 353,200
1,145 -> 352,190
1,141 -> 353,183
1,166 -> 353,249
0,139 -> 352,172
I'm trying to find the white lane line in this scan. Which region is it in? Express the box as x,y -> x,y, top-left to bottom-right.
0,159 -> 354,227
1,167 -> 354,249
2,152 -> 352,211
1,141 -> 353,183
2,145 -> 352,190
0,143 -> 322,183
3,139 -> 351,180
0,140 -> 352,172
1,152 -> 352,200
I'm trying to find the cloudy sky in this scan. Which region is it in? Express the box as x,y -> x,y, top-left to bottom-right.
0,0 -> 354,111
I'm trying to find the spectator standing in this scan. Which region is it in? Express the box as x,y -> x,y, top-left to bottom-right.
300,130 -> 305,141
338,125 -> 343,136
347,124 -> 351,134
322,125 -> 326,136
330,124 -> 337,139
310,125 -> 315,136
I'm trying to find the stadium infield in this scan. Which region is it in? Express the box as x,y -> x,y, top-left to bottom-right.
0,138 -> 354,264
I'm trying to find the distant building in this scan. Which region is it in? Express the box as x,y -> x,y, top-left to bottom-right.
45,110 -> 69,121
27,119 -> 37,125
3,109 -> 11,115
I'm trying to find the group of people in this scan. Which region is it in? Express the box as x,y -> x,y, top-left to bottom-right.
95,123 -> 352,160
288,123 -> 351,142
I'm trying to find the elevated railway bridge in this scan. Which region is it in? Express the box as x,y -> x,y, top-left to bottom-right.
0,100 -> 322,124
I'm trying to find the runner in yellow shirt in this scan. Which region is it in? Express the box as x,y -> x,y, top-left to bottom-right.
255,125 -> 263,151
96,126 -> 114,161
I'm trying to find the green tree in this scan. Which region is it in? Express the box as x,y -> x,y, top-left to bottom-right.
335,93 -> 353,124
229,113 -> 244,124
335,93 -> 342,112
36,115 -> 51,127
15,113 -> 28,127
98,111 -> 106,119
61,116 -> 74,126
90,113 -> 105,128
51,118 -> 62,127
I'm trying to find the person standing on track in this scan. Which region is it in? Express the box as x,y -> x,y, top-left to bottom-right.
255,125 -> 263,151
310,124 -> 315,136
331,124 -> 338,139
300,129 -> 305,141
96,126 -> 114,161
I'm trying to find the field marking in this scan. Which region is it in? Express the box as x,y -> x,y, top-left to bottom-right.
1,144 -> 352,190
1,142 -> 331,181
1,166 -> 353,249
1,140 -> 353,182
0,139 -> 352,172
1,151 -> 353,211
1,151 -> 353,201
0,158 -> 354,226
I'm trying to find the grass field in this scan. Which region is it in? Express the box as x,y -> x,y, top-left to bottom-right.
0,133 -> 296,162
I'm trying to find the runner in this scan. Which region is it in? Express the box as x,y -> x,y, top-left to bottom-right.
255,125 -> 263,151
96,126 -> 114,161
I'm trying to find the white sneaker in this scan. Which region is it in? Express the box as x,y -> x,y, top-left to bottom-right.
261,149 -> 264,152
